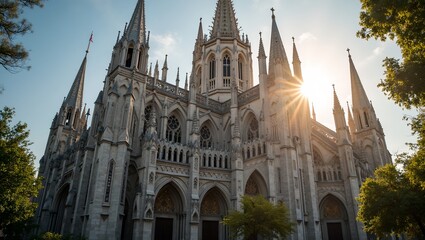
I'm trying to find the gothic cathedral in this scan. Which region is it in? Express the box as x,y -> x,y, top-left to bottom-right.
35,0 -> 392,239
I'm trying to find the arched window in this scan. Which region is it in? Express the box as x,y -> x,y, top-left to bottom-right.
247,118 -> 259,141
201,126 -> 212,148
238,58 -> 243,80
209,58 -> 216,79
223,54 -> 231,77
104,160 -> 115,203
143,105 -> 153,134
209,58 -> 216,90
65,110 -> 72,126
166,115 -> 182,143
125,45 -> 134,68
364,111 -> 369,127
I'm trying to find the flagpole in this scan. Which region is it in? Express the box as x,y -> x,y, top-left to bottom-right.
86,31 -> 93,56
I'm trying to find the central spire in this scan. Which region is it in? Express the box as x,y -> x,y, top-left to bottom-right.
125,0 -> 146,44
210,0 -> 240,39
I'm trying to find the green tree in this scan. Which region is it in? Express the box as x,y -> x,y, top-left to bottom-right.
357,1 -> 425,109
0,107 -> 42,233
357,164 -> 425,238
0,0 -> 44,73
222,195 -> 294,240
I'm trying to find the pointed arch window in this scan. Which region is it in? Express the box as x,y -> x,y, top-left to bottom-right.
143,105 -> 157,134
247,118 -> 259,141
238,57 -> 243,79
223,54 -> 231,77
364,111 -> 369,127
166,115 -> 181,143
104,160 -> 115,203
209,58 -> 216,79
201,126 -> 212,148
65,110 -> 72,126
125,45 -> 134,68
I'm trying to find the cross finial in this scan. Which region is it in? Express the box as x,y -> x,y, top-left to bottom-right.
292,36 -> 295,43
259,32 -> 262,38
346,48 -> 351,57
332,84 -> 336,91
200,17 -> 202,22
271,7 -> 275,17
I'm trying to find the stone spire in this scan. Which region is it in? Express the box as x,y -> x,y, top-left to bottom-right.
258,32 -> 267,77
268,8 -> 292,81
193,18 -> 204,61
258,32 -> 266,59
197,17 -> 204,41
124,0 -> 146,44
210,0 -> 240,39
162,55 -> 168,82
347,101 -> 356,134
348,49 -> 370,113
333,85 -> 351,144
63,55 -> 87,110
292,37 -> 303,81
333,85 -> 342,112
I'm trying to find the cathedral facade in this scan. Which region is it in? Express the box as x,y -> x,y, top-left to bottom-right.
35,0 -> 392,239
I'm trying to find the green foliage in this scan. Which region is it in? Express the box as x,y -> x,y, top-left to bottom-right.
357,0 -> 425,109
0,107 -> 42,231
39,232 -> 63,240
222,195 -> 294,240
30,232 -> 87,240
0,0 -> 44,73
357,164 -> 425,238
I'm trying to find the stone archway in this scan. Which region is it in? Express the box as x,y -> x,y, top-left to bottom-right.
121,164 -> 138,240
153,183 -> 185,240
320,195 -> 350,240
51,184 -> 69,234
200,187 -> 228,240
245,170 -> 268,197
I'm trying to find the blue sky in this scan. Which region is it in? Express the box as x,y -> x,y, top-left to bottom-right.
0,0 -> 416,168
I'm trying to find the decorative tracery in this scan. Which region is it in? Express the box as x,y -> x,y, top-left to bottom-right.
247,117 -> 259,141
200,126 -> 212,148
245,176 -> 259,195
166,115 -> 181,143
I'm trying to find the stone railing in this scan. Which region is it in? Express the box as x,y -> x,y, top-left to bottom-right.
157,140 -> 191,164
238,85 -> 260,106
242,138 -> 266,160
146,76 -> 188,101
199,148 -> 231,169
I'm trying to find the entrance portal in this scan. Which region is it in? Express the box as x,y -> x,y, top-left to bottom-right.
154,217 -> 173,240
327,222 -> 343,240
202,220 -> 219,240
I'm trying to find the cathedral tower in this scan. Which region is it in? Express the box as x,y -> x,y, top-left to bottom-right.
191,0 -> 254,102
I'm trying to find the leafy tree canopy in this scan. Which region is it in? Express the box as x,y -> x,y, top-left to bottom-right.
0,0 -> 43,73
357,164 -> 425,238
0,107 -> 42,231
222,195 -> 294,240
357,0 -> 425,109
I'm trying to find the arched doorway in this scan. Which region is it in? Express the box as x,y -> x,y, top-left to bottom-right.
320,195 -> 350,240
121,164 -> 139,240
200,187 -> 228,240
245,170 -> 268,197
153,183 -> 184,240
51,184 -> 69,234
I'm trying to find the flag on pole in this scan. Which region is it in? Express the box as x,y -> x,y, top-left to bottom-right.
86,32 -> 93,54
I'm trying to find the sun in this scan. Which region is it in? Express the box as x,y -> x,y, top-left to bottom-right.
299,66 -> 333,105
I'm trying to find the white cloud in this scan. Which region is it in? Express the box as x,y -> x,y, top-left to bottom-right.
151,33 -> 178,61
299,32 -> 318,43
373,46 -> 383,56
